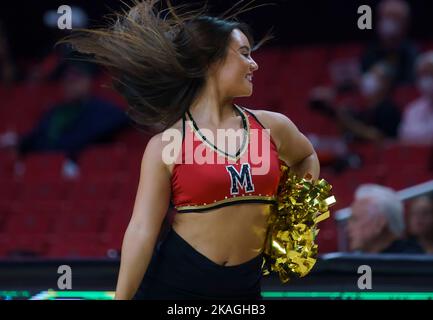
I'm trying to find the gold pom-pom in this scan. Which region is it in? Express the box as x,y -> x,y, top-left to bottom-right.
262,164 -> 336,283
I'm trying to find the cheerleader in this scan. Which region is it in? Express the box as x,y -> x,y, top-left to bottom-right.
65,0 -> 320,299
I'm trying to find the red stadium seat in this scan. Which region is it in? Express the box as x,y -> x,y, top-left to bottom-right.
79,144 -> 127,176
0,202 -> 58,233
21,152 -> 66,181
6,234 -> 52,257
316,218 -> 339,253
100,231 -> 124,252
104,204 -> 131,235
1,84 -> 64,135
0,203 -> 12,233
385,166 -> 433,190
110,174 -> 138,203
114,129 -> 150,149
351,143 -> 383,166
381,144 -> 432,170
100,200 -> 133,252
18,180 -> 70,202
0,150 -> 16,179
0,178 -> 23,203
47,234 -> 108,258
4,211 -> 55,235
329,43 -> 363,59
330,178 -> 354,210
53,206 -> 105,235
67,177 -> 118,203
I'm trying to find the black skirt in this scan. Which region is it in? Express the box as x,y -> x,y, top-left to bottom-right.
133,227 -> 263,300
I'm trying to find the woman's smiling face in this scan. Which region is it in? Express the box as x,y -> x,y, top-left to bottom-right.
212,28 -> 259,98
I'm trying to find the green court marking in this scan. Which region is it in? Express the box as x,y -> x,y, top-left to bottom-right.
261,291 -> 433,300
3,290 -> 433,300
45,290 -> 115,300
0,291 -> 31,298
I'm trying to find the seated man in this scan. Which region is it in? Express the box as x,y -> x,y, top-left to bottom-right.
347,184 -> 424,253
17,64 -> 129,160
0,63 -> 129,178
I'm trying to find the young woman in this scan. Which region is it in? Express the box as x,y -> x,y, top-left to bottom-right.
66,0 -> 320,299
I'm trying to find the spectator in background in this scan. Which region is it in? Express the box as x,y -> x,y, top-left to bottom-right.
347,184 -> 424,254
399,52 -> 433,144
408,194 -> 433,254
0,63 -> 129,177
338,63 -> 401,142
310,63 -> 401,143
308,63 -> 401,172
361,0 -> 417,85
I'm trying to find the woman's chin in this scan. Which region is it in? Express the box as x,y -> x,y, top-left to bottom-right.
236,89 -> 253,98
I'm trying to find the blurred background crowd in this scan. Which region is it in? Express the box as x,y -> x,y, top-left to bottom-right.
0,0 -> 432,260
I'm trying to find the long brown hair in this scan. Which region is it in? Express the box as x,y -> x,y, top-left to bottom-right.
60,0 -> 272,132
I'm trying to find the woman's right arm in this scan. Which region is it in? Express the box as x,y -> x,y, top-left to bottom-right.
114,134 -> 171,300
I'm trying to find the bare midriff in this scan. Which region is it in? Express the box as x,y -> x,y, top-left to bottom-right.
171,203 -> 271,267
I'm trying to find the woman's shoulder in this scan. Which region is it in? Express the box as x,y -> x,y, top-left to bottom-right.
242,107 -> 303,150
143,118 -> 184,167
242,107 -> 295,131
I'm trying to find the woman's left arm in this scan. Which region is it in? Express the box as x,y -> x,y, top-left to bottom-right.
261,111 -> 320,181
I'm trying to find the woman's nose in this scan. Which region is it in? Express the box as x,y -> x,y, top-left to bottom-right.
250,59 -> 259,72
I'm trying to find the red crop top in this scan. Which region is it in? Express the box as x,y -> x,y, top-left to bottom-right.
171,104 -> 282,213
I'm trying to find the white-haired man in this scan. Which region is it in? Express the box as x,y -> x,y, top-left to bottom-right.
347,184 -> 424,253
